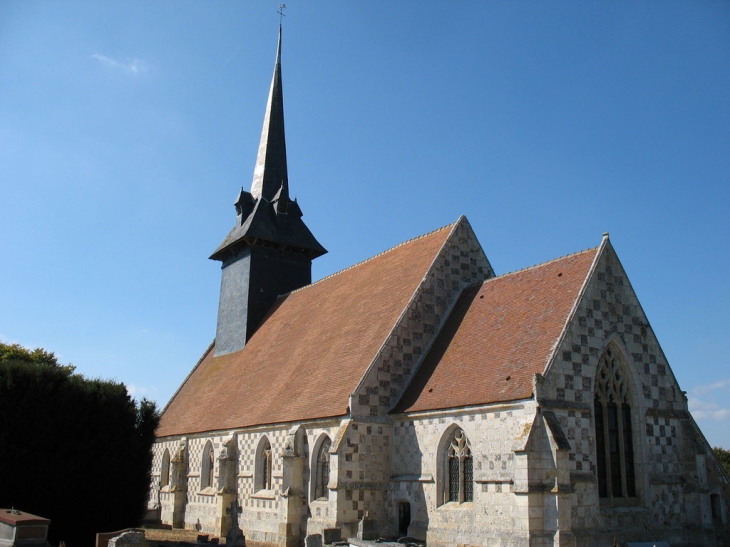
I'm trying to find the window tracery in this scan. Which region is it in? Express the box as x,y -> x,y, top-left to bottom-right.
445,428 -> 473,503
594,344 -> 636,500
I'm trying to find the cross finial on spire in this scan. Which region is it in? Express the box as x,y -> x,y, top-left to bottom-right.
278,4 -> 286,26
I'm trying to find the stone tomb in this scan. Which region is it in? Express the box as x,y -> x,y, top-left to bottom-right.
0,509 -> 50,547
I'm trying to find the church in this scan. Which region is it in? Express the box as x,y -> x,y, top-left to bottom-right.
148,29 -> 730,547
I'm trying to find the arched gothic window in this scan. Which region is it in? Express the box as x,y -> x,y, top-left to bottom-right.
201,441 -> 214,490
594,344 -> 637,501
446,428 -> 473,503
160,448 -> 171,488
256,436 -> 273,491
314,437 -> 331,500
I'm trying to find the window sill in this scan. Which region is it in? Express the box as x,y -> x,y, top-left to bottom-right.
198,487 -> 217,497
310,497 -> 329,504
438,501 -> 474,510
599,498 -> 642,511
252,490 -> 276,500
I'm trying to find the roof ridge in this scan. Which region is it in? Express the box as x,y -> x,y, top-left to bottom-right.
160,339 -> 215,416
475,245 -> 599,286
285,221 -> 458,295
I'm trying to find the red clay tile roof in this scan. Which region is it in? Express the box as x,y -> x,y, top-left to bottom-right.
157,224 -> 455,437
394,247 -> 598,414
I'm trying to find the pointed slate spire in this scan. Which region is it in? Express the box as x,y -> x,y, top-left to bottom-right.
250,25 -> 288,203
210,27 -> 326,355
210,27 -> 325,263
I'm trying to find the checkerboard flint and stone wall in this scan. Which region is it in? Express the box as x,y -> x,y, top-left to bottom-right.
538,241 -> 729,545
149,437 -> 180,523
304,423 -> 341,535
335,219 -> 496,539
235,426 -> 288,543
151,421 -> 342,542
390,404 -> 536,546
330,419 -> 392,538
349,218 -> 494,420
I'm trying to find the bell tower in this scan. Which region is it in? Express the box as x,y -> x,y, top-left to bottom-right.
210,27 -> 326,356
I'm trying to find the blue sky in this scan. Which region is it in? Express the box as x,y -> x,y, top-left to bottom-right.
1,2 -> 728,448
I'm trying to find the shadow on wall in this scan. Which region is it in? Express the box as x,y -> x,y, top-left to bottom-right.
391,439 -> 428,540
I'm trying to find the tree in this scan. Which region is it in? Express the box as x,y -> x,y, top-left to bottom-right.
714,446 -> 730,477
0,343 -> 159,547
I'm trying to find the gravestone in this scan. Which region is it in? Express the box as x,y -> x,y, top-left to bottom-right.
225,500 -> 245,547
107,530 -> 150,547
0,508 -> 50,547
322,528 -> 341,545
356,512 -> 378,541
304,534 -> 322,547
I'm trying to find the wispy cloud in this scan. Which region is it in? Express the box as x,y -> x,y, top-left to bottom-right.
91,54 -> 149,75
127,383 -> 149,399
691,378 -> 730,396
688,378 -> 730,421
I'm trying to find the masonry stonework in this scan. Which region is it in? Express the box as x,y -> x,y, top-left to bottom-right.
151,234 -> 729,547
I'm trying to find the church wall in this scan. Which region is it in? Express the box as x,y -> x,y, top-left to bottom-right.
233,426 -> 288,544
294,421 -> 341,540
539,241 -> 730,546
151,419 -> 344,545
150,235 -> 729,547
349,219 -> 493,420
329,419 -> 392,539
149,437 -> 184,525
332,219 -> 495,541
184,436 -> 222,530
390,402 -> 537,547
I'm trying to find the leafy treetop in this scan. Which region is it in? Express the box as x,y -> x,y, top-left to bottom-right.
713,446 -> 730,477
0,342 -> 75,373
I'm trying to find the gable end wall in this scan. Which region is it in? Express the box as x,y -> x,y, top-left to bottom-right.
350,218 -> 494,420
539,240 -> 730,545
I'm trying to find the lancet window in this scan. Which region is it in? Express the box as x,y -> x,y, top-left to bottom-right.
160,448 -> 171,488
446,428 -> 473,503
314,436 -> 331,500
256,437 -> 273,491
594,344 -> 637,501
201,441 -> 214,490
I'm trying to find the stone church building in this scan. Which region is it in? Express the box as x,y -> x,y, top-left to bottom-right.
148,29 -> 730,547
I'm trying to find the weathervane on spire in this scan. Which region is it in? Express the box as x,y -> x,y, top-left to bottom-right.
278,4 -> 286,26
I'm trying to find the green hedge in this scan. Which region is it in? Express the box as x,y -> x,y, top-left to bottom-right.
0,343 -> 159,546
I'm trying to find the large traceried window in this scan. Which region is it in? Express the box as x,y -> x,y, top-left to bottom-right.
314,436 -> 331,500
201,441 -> 214,490
160,448 -> 171,488
446,428 -> 473,503
594,344 -> 637,501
